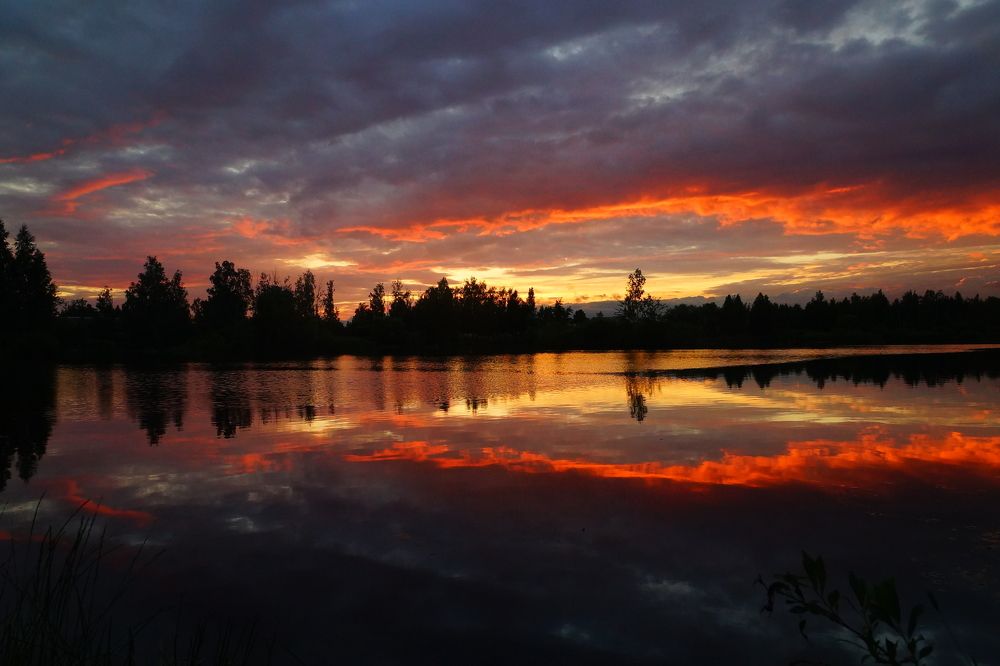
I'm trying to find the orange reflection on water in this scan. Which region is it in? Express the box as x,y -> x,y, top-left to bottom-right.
62,480 -> 155,527
344,432 -> 1000,488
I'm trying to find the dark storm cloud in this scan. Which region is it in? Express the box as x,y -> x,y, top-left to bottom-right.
1,0 -> 999,300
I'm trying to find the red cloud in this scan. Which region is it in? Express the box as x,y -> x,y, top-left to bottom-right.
339,182 -> 1000,243
48,169 -> 154,216
345,431 -> 1000,489
230,217 -> 313,247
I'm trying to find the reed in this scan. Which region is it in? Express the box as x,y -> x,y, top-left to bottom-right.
0,499 -> 276,665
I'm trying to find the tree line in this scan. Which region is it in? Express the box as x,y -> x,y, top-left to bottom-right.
2,220 -> 1000,359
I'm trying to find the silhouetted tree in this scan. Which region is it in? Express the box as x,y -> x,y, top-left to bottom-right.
749,293 -> 775,338
252,273 -> 299,351
122,256 -> 190,348
369,282 -> 386,318
1,222 -> 58,354
389,279 -> 412,320
14,225 -> 58,319
804,290 -> 834,330
618,268 -> 646,321
0,220 -> 14,321
61,298 -> 97,317
721,294 -> 747,334
196,260 -> 253,327
412,277 -> 456,338
538,299 -> 571,323
617,268 -> 661,322
321,279 -> 339,323
7,217 -> 1000,357
294,270 -> 319,320
96,287 -> 117,317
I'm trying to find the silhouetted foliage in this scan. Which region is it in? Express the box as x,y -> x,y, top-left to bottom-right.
0,221 -> 58,355
95,287 -> 116,317
759,552 -> 977,665
0,504 -> 279,664
389,279 -> 412,321
60,298 -> 97,318
195,260 -> 253,327
0,220 -> 12,316
322,279 -> 340,324
252,273 -> 298,349
617,268 -> 660,322
294,270 -> 319,320
3,222 -> 999,359
122,256 -> 190,350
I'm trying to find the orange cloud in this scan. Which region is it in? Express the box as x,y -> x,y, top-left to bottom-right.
49,169 -> 153,215
229,217 -> 313,247
340,182 -> 1000,242
344,432 -> 1000,488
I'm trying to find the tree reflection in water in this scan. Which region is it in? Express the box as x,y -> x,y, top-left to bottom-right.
0,367 -> 56,491
125,367 -> 188,445
209,368 -> 253,438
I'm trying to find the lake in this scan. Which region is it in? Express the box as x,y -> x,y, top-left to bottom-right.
2,346 -> 999,663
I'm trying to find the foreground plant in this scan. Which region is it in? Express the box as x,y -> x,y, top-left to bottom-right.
759,552 -> 977,666
1,500 -> 272,665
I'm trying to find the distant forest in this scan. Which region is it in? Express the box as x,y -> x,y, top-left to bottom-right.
3,220 -> 1000,360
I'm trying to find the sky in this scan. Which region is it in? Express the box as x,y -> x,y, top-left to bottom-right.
1,0 -> 999,308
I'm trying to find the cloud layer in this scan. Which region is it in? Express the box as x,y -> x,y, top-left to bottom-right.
1,0 -> 999,304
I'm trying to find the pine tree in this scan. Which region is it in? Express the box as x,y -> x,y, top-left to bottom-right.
0,220 -> 13,318
12,224 -> 58,325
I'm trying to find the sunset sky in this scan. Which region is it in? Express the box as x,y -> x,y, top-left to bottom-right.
2,0 -> 999,308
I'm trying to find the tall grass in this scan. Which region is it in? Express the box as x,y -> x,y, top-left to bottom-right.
0,500 -> 276,665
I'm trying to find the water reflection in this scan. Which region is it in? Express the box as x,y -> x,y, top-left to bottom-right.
666,349 -> 1000,388
125,367 -> 188,445
2,349 -> 999,662
210,368 -> 253,438
624,373 -> 655,422
0,367 -> 55,491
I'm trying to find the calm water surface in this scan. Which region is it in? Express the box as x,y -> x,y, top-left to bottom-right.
2,347 -> 999,663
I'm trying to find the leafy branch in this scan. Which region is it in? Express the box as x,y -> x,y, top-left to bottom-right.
758,552 -> 978,666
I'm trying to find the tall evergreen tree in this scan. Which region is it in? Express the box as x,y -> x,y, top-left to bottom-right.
0,220 -> 13,320
12,224 -> 58,325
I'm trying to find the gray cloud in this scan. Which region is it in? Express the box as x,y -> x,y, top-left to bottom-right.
1,0 -> 999,301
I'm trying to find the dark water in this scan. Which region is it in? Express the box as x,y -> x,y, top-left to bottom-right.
2,347 -> 1000,663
